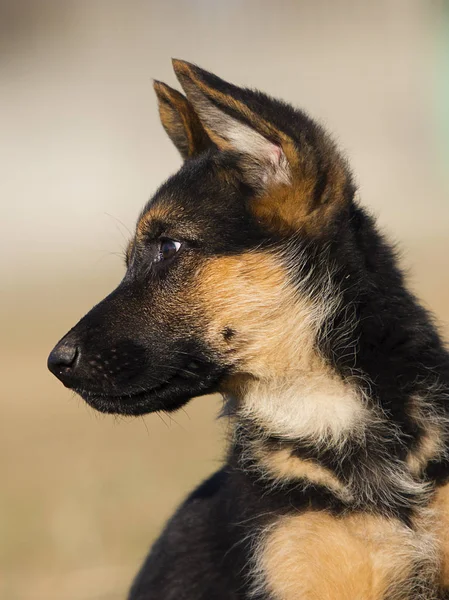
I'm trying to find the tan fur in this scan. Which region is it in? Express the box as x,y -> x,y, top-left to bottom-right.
253,173 -> 347,237
198,252 -> 318,378
407,428 -> 443,477
136,203 -> 202,241
406,395 -> 446,476
136,204 -> 173,237
430,483 -> 449,588
253,442 -> 350,498
255,511 -> 438,600
153,80 -> 211,159
197,252 -> 368,445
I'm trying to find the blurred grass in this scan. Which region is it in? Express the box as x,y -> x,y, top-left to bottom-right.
1,237 -> 449,600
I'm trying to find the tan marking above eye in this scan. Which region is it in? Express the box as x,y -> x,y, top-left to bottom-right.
136,208 -> 170,239
135,201 -> 203,245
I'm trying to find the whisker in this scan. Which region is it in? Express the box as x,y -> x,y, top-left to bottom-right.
105,212 -> 132,238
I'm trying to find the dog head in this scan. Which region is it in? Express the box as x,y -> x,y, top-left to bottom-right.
48,60 -> 354,416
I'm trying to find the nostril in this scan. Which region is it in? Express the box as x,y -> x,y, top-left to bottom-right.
48,341 -> 79,375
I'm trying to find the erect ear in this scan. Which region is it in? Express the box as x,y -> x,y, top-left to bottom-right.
172,60 -> 297,191
153,80 -> 213,160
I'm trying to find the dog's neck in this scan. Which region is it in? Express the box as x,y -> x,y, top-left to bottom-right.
236,369 -> 368,446
224,365 -> 436,516
221,208 -> 449,514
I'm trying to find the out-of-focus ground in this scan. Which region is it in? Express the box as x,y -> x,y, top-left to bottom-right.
1,274 -> 229,600
1,1 -> 448,599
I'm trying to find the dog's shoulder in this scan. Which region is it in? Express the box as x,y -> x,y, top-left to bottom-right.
128,468 -> 246,600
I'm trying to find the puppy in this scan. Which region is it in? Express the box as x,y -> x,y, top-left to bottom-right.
48,60 -> 449,599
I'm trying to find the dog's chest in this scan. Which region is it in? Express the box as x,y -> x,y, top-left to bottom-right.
431,482 -> 449,590
250,510 -> 439,600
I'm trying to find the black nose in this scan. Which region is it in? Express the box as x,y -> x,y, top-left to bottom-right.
48,337 -> 80,386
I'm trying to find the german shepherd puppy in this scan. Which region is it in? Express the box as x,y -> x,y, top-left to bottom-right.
48,61 -> 449,599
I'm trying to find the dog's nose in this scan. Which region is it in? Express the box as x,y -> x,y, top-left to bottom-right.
47,338 -> 80,386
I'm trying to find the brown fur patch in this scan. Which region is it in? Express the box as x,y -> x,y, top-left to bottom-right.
406,428 -> 443,477
256,511 -> 437,599
252,441 -> 349,498
135,202 -> 202,242
197,251 -> 321,380
135,204 -> 173,238
430,483 -> 449,588
253,171 -> 348,237
406,396 -> 445,477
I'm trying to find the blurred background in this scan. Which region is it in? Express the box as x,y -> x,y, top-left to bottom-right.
1,1 -> 448,598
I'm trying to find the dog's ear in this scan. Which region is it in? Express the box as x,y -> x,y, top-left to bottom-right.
172,60 -> 299,191
153,80 -> 213,160
170,61 -> 353,233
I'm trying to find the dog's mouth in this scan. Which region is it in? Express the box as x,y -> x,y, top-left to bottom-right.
73,361 -> 227,416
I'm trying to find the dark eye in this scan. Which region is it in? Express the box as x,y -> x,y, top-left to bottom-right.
155,238 -> 182,263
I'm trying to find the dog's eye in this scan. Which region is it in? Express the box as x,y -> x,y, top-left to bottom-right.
155,238 -> 182,263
